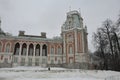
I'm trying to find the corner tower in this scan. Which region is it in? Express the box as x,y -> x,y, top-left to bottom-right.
61,10 -> 89,66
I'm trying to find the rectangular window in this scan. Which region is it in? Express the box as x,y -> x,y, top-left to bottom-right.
58,48 -> 61,54
69,47 -> 72,54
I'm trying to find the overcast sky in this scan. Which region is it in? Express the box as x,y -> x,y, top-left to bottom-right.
0,0 -> 120,52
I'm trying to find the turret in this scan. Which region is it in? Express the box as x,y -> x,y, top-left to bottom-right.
61,10 -> 83,32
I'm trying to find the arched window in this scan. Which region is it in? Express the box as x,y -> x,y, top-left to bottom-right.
21,43 -> 27,56
0,42 -> 2,52
14,43 -> 20,55
35,44 -> 40,56
6,43 -> 10,53
29,44 -> 33,56
42,44 -> 47,56
57,46 -> 62,55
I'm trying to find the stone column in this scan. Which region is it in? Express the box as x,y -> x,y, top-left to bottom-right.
40,43 -> 43,64
18,43 -> 22,66
25,43 -> 29,66
33,44 -> 36,66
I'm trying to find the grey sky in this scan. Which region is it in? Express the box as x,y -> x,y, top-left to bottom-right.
0,0 -> 120,52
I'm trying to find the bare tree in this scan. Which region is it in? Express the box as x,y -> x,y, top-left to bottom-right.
93,15 -> 120,71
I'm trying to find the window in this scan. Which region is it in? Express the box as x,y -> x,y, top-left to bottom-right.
23,48 -> 26,55
67,35 -> 73,42
6,43 -> 10,53
29,44 -> 33,56
42,45 -> 47,56
42,49 -> 45,56
16,48 -> 19,55
69,58 -> 73,63
14,43 -> 20,55
69,46 -> 73,54
58,47 -> 61,54
51,47 -> 54,54
36,49 -> 39,56
21,43 -> 27,56
29,48 -> 33,56
35,44 -> 40,56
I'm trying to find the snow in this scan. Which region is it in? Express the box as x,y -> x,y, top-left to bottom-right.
0,66 -> 120,80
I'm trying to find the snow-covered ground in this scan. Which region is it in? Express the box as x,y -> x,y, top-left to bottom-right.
0,66 -> 120,80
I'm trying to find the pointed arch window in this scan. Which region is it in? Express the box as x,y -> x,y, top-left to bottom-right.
35,44 -> 40,56
29,44 -> 33,56
42,45 -> 47,56
6,43 -> 10,53
21,43 -> 27,56
14,43 -> 20,55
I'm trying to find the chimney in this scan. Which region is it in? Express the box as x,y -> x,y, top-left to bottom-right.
41,32 -> 46,38
19,31 -> 25,36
